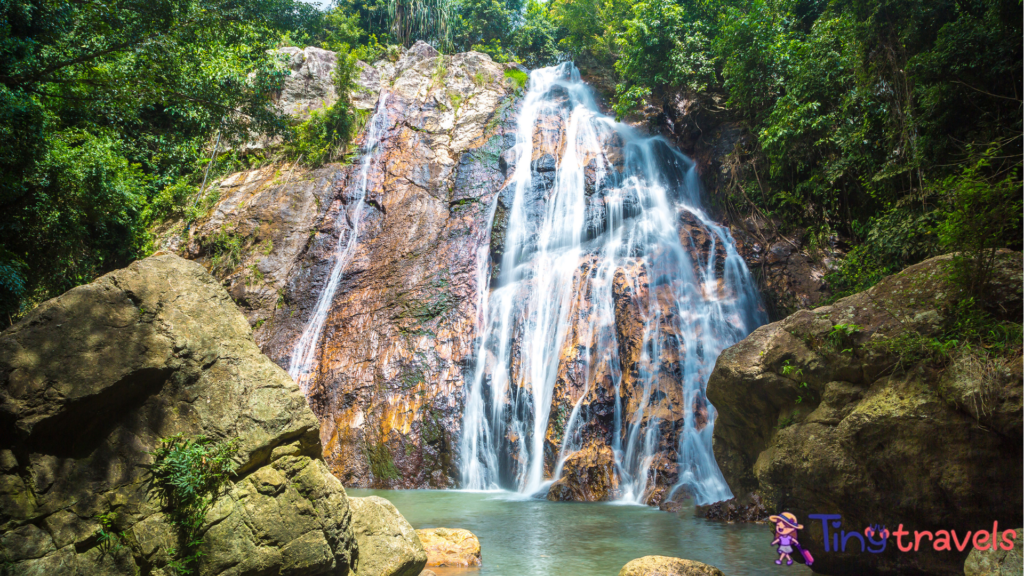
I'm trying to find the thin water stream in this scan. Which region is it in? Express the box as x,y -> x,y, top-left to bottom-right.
288,94 -> 391,393
349,489 -> 811,576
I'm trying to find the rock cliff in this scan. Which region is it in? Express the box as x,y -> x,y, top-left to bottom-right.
707,252 -> 1023,575
174,45 -> 771,501
176,42 -> 522,488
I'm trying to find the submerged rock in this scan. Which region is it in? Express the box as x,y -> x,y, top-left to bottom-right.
415,527 -> 481,567
708,252 -> 1023,576
0,253 -> 356,575
618,555 -> 724,576
349,496 -> 428,576
695,492 -> 769,523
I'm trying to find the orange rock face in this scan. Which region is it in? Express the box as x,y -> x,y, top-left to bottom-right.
182,44 -> 523,488
415,528 -> 482,567
179,48 -> 767,500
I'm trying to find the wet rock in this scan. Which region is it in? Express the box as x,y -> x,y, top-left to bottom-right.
964,528 -> 1022,576
695,492 -> 769,523
0,254 -> 355,575
619,555 -> 724,576
547,444 -> 620,502
728,215 -> 831,319
531,153 -> 557,172
415,528 -> 481,567
350,496 -> 428,576
708,252 -> 1023,576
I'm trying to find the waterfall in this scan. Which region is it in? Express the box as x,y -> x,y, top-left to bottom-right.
288,94 -> 390,393
459,64 -> 766,505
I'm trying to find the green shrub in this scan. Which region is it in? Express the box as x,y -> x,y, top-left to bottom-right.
286,47 -> 361,167
199,229 -> 244,276
147,434 -> 239,575
503,68 -> 528,92
935,151 -> 1022,299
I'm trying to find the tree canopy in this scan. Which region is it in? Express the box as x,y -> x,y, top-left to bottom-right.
0,0 -> 1019,325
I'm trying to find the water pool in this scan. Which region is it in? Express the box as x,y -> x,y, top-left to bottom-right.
348,489 -> 812,576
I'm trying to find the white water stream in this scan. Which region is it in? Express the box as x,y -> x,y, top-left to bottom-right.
460,64 -> 765,505
288,94 -> 390,393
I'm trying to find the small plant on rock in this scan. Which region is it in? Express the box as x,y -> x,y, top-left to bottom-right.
147,434 -> 239,575
95,511 -> 129,555
826,323 -> 863,354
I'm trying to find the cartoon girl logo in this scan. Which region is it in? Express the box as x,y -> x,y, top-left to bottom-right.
770,512 -> 814,566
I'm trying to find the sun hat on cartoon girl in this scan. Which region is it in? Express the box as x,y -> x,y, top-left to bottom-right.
770,512 -> 813,566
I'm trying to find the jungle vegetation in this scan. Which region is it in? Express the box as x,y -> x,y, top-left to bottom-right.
0,0 -> 1020,325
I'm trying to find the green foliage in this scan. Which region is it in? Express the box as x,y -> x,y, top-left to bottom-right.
148,434 -> 239,575
200,229 -> 244,276
614,0 -> 717,115
508,0 -> 561,68
0,0 -> 319,326
504,69 -> 529,93
776,409 -> 799,429
385,0 -> 455,49
95,512 -> 129,555
935,151 -> 1022,299
449,93 -> 465,116
549,0 -> 631,65
711,0 -> 1021,290
870,297 -> 1023,375
285,44 -> 362,167
779,359 -> 803,377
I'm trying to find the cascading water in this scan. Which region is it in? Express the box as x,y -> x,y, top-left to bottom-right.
288,94 -> 390,393
460,64 -> 766,505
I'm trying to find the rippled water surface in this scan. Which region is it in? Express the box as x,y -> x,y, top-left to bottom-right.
348,489 -> 812,576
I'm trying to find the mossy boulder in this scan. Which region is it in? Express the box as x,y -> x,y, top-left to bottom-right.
708,252 -> 1023,576
964,528 -> 1022,576
0,254 -> 356,575
349,496 -> 427,576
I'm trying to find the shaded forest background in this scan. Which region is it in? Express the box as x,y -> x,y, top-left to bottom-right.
0,0 -> 1020,326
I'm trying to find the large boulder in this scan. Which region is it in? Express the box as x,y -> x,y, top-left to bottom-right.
415,527 -> 481,567
708,252 -> 1023,575
0,253 -> 356,575
618,556 -> 724,576
349,496 -> 427,576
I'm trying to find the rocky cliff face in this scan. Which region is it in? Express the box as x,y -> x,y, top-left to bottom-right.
175,45 -> 772,501
707,252 -> 1023,575
177,42 -> 521,488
